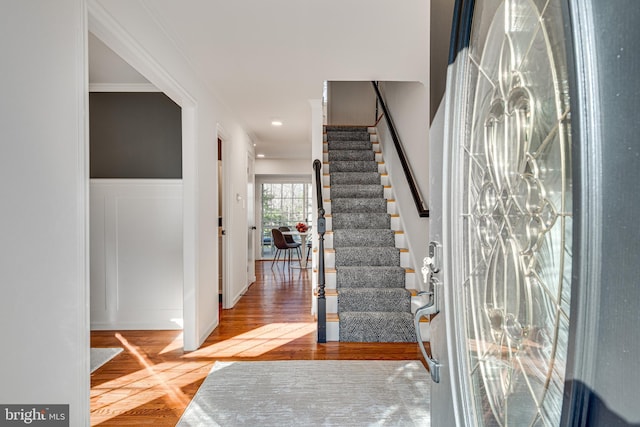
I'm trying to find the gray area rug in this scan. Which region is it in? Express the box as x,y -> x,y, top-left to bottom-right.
90,347 -> 123,373
177,360 -> 430,426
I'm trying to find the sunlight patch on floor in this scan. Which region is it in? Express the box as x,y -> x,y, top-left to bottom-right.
91,323 -> 317,424
91,333 -> 208,425
184,322 -> 317,358
159,332 -> 184,355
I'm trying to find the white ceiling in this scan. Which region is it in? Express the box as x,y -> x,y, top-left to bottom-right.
89,0 -> 430,159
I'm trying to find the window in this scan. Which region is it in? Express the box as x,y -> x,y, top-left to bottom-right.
261,182 -> 312,258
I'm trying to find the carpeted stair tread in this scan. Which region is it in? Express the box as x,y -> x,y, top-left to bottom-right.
334,247 -> 400,267
339,312 -> 416,342
329,161 -> 378,172
338,288 -> 412,312
327,140 -> 373,151
325,125 -> 368,132
333,229 -> 395,247
331,198 -> 387,214
328,150 -> 375,162
332,212 -> 390,230
336,266 -> 406,288
329,171 -> 380,185
326,131 -> 370,141
330,184 -> 384,199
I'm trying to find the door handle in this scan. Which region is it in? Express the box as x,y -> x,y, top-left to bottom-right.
415,241 -> 442,383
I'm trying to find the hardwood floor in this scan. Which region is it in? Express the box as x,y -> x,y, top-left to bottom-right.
90,261 -> 424,426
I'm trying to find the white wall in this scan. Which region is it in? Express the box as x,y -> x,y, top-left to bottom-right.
89,0 -> 255,349
327,81 -> 377,125
90,180 -> 183,330
255,158 -> 314,176
376,81 -> 430,289
0,0 -> 89,423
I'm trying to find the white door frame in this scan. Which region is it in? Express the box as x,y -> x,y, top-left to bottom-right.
218,125 -> 233,309
88,2 -> 200,350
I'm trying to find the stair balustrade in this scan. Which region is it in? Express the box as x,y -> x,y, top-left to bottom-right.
313,159 -> 327,343
371,81 -> 429,217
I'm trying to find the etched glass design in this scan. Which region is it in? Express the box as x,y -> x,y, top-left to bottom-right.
457,0 -> 572,425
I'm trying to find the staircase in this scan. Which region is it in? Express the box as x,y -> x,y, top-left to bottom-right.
321,125 -> 417,342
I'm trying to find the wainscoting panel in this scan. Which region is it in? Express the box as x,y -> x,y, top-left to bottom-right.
90,180 -> 183,330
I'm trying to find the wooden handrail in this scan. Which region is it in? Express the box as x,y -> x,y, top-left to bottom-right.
371,81 -> 429,217
313,159 -> 327,343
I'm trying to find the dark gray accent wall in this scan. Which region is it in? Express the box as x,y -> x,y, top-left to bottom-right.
90,92 -> 182,178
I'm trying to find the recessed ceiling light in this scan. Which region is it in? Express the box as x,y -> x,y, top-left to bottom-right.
271,120 -> 283,126
257,154 -> 265,158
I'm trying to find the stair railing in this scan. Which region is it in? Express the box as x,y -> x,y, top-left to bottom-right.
371,81 -> 429,217
313,159 -> 327,343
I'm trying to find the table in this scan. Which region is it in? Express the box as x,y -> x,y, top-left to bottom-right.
282,231 -> 310,268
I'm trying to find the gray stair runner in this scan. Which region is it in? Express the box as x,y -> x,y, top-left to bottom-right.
326,125 -> 416,343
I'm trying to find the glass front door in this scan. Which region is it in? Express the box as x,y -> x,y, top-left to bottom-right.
442,0 -> 573,425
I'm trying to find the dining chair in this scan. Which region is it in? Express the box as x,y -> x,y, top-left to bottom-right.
278,226 -> 297,244
271,228 -> 300,268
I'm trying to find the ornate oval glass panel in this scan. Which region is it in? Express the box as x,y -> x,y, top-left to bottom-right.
454,0 -> 572,425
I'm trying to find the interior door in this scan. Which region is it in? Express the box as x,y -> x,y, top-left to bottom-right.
247,151 -> 256,284
437,0 -> 574,425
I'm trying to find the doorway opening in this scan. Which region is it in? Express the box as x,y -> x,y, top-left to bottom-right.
259,182 -> 312,259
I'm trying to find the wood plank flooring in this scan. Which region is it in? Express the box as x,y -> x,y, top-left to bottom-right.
90,261 -> 424,426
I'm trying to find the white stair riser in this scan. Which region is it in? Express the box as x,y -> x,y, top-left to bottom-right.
384,186 -> 393,200
325,233 -> 333,248
326,294 -> 337,313
326,251 -> 335,268
405,271 -> 419,289
325,272 -> 336,289
387,201 -> 397,215
391,215 -> 401,230
401,251 -> 410,267
327,321 -> 339,341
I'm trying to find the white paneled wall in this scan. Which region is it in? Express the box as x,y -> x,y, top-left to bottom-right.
91,180 -> 183,330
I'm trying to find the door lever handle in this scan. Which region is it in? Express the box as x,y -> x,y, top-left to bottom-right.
415,278 -> 442,383
416,241 -> 443,383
